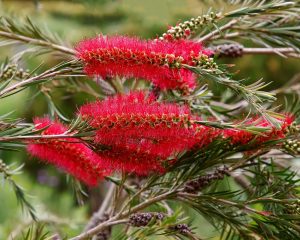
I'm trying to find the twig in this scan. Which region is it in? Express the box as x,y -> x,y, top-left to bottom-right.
210,197 -> 268,216
203,103 -> 224,122
179,193 -> 268,217
211,32 -> 241,40
246,197 -> 299,205
84,183 -> 116,231
98,183 -> 116,219
198,19 -> 238,43
0,133 -> 89,142
186,232 -> 203,240
161,200 -> 173,215
118,190 -> 176,218
243,47 -> 298,57
116,176 -> 157,216
70,190 -> 177,240
230,172 -> 254,195
72,219 -> 128,240
0,68 -> 74,98
0,30 -> 76,55
110,172 -> 127,216
229,150 -> 270,171
274,84 -> 300,94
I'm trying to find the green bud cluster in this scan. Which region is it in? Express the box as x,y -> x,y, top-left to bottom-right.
0,159 -> 10,178
159,12 -> 222,41
283,139 -> 300,154
286,200 -> 300,214
193,54 -> 218,69
0,64 -> 30,81
286,122 -> 300,135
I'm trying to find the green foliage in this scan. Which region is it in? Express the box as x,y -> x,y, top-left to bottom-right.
0,0 -> 299,239
0,160 -> 36,220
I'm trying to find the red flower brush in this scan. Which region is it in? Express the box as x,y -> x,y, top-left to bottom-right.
27,117 -> 110,186
96,146 -> 167,175
223,115 -> 294,145
79,91 -> 214,173
79,91 -> 202,156
78,91 -> 294,175
76,35 -> 211,93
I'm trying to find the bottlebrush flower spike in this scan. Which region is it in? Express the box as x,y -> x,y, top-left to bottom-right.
223,115 -> 294,145
96,146 -> 167,175
79,92 -> 293,175
76,35 -> 211,93
80,92 -> 199,156
79,91 -> 214,173
27,117 -> 110,186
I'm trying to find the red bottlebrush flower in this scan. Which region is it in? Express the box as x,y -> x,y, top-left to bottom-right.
96,146 -> 167,175
192,124 -> 222,148
79,91 -> 293,175
79,91 -> 215,173
27,117 -> 110,186
79,92 -> 198,156
76,35 -> 211,93
223,115 -> 294,145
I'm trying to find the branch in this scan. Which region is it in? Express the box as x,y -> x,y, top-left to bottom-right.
0,60 -> 82,98
71,190 -> 176,240
178,193 -> 270,216
0,134 -> 82,142
231,173 -> 254,195
186,232 -> 202,240
198,19 -> 238,43
0,30 -> 76,55
0,70 -> 69,97
243,47 -> 298,57
0,160 -> 36,220
72,219 -> 128,240
84,183 -> 116,231
212,43 -> 300,58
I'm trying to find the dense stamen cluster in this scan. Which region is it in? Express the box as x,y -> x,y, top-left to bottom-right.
223,116 -> 294,145
95,146 -> 167,175
76,35 -> 212,93
27,118 -> 110,186
79,92 -> 294,176
26,92 -> 294,184
79,91 -> 206,174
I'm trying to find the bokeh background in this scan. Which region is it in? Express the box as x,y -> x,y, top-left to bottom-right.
0,0 -> 299,239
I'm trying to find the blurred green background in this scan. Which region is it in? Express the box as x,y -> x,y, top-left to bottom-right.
0,0 -> 299,239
